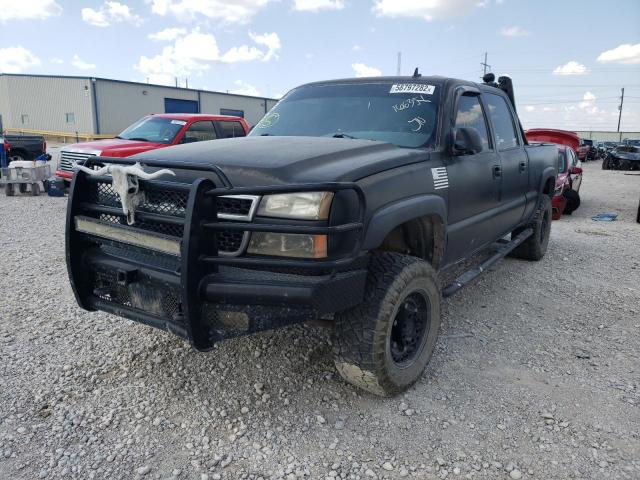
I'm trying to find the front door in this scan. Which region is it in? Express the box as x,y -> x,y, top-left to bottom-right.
445,93 -> 502,262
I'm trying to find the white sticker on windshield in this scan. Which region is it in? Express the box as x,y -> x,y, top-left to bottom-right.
390,84 -> 435,95
171,120 -> 187,125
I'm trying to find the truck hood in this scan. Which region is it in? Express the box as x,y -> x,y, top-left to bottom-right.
131,136 -> 428,185
63,138 -> 166,156
611,150 -> 640,161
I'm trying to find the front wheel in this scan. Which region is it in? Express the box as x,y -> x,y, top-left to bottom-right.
332,253 -> 441,396
509,195 -> 552,261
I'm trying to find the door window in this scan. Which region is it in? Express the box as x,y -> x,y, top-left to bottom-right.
454,95 -> 490,152
181,121 -> 217,143
485,94 -> 520,151
217,121 -> 246,138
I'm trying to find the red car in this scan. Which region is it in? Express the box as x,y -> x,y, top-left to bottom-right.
525,129 -> 583,219
56,114 -> 250,184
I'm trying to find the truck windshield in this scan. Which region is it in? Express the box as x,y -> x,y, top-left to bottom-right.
250,82 -> 441,148
118,117 -> 186,144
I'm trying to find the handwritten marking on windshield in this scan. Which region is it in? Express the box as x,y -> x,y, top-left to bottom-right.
408,117 -> 427,132
392,94 -> 431,113
256,112 -> 280,128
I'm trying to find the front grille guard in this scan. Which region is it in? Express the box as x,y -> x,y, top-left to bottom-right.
66,156 -> 367,349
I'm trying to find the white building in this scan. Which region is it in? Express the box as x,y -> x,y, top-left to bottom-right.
0,74 -> 278,138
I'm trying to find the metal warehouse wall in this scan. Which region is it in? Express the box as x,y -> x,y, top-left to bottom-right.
95,79 -> 200,134
199,92 -> 277,127
0,75 -> 95,134
576,131 -> 640,142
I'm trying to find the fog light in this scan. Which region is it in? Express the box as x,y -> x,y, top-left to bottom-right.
247,232 -> 327,258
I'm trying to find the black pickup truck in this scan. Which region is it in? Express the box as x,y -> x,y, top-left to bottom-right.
66,73 -> 557,396
2,134 -> 47,162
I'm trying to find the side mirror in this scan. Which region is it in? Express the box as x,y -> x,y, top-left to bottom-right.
453,127 -> 484,155
571,166 -> 583,174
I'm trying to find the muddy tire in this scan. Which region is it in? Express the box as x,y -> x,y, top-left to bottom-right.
509,195 -> 552,261
562,189 -> 581,215
602,157 -> 610,170
332,253 -> 441,397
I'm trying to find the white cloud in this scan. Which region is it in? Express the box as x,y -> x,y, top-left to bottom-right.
0,0 -> 62,22
352,62 -> 381,77
583,91 -> 596,101
249,32 -> 281,61
148,27 -> 187,41
220,45 -> 264,63
0,46 -> 41,73
352,45 -> 361,51
552,61 -> 587,76
71,54 -> 96,70
597,43 -> 640,65
373,0 -> 491,21
500,25 -> 529,37
81,1 -> 143,27
135,30 -> 281,85
230,80 -> 260,96
293,0 -> 345,11
50,57 -> 64,64
524,105 -> 535,112
149,0 -> 272,24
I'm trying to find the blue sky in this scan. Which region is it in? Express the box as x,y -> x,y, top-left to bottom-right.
1,0 -> 639,131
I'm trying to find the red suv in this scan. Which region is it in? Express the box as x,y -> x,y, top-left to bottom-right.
56,114 -> 250,184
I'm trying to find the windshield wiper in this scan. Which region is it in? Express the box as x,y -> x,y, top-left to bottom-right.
260,133 -> 274,136
115,135 -> 123,139
128,137 -> 149,142
332,133 -> 358,139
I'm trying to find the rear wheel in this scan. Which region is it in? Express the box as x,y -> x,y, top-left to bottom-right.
562,189 -> 581,215
19,183 -> 27,194
31,183 -> 40,196
5,184 -> 15,197
332,253 -> 441,396
602,157 -> 610,169
509,195 -> 552,261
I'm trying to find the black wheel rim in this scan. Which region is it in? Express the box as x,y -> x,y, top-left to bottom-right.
390,291 -> 430,365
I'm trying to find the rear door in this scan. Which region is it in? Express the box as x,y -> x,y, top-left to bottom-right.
446,91 -> 502,260
484,93 -> 529,231
178,121 -> 218,144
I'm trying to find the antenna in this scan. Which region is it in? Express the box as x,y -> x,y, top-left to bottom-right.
413,67 -> 421,78
397,52 -> 402,76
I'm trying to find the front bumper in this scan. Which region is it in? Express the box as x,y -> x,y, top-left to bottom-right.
66,157 -> 367,350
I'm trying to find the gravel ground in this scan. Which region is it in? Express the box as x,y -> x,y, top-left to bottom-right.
1,161 -> 638,480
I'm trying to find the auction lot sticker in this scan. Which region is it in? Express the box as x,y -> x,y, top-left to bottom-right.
390,84 -> 436,94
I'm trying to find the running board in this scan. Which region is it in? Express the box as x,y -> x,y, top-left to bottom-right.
442,228 -> 533,298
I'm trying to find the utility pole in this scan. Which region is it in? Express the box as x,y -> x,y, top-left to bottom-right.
481,52 -> 491,77
617,87 -> 625,132
397,52 -> 402,76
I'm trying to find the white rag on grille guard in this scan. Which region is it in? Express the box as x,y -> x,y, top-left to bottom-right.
73,162 -> 175,225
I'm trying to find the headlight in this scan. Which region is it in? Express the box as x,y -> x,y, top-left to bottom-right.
257,192 -> 333,220
247,232 -> 327,258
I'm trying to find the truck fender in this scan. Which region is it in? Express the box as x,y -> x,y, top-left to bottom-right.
363,194 -> 447,250
538,166 -> 557,196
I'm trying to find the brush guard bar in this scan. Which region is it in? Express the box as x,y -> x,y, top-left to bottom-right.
66,157 -> 368,349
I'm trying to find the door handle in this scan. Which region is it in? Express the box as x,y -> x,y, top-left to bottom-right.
519,161 -> 527,172
492,165 -> 502,178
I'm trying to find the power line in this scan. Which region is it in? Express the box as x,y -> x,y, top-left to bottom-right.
480,52 -> 490,78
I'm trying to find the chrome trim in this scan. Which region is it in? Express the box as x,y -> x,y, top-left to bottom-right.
216,195 -> 260,257
217,194 -> 261,221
